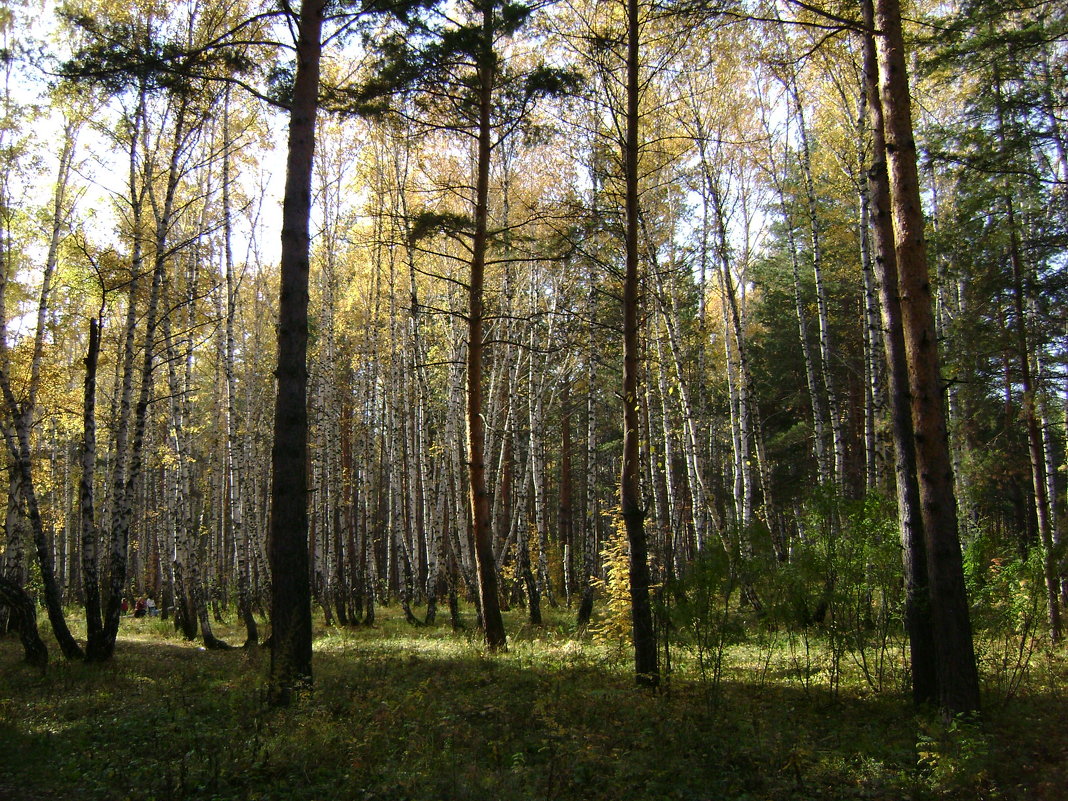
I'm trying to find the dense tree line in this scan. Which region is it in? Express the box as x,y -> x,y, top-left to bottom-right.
0,0 -> 1063,714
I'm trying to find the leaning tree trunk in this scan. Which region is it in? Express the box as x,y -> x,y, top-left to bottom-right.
0,118 -> 83,661
0,399 -> 83,660
94,95 -> 185,662
0,575 -> 48,670
654,279 -> 723,558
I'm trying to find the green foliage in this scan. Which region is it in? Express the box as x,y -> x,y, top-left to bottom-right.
2,605 -> 1065,800
664,548 -> 737,644
353,0 -> 577,132
757,493 -> 901,625
965,532 -> 1042,634
409,210 -> 473,241
963,531 -> 1047,701
747,491 -> 907,696
58,9 -> 260,97
660,548 -> 742,703
916,713 -> 993,796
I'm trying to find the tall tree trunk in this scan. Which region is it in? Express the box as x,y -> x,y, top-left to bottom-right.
528,340 -> 554,611
163,253 -> 228,650
858,89 -> 884,493
622,0 -> 657,687
268,0 -> 325,705
874,0 -> 980,714
990,64 -> 1062,643
559,379 -> 574,605
791,79 -> 847,490
466,2 -> 507,651
91,92 -> 184,662
0,117 -> 82,660
1005,195 -> 1061,642
222,92 -> 258,647
861,0 -> 937,705
765,126 -> 830,485
80,318 -> 103,653
577,263 -> 598,629
0,390 -> 83,659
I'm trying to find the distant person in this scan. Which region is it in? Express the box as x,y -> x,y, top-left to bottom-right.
146,596 -> 159,617
121,598 -> 130,616
134,596 -> 147,618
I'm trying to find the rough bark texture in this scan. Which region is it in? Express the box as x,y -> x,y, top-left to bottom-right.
466,2 -> 507,651
861,0 -> 937,706
622,0 -> 658,688
0,396 -> 83,660
80,318 -> 102,654
874,0 -> 980,714
268,0 -> 325,705
0,575 -> 47,670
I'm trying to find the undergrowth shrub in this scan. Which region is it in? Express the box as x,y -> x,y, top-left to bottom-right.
660,547 -> 742,705
964,529 -> 1046,701
748,491 -> 906,696
916,713 -> 992,796
589,510 -> 633,654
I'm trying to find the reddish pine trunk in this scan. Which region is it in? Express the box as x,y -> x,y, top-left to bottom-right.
874,0 -> 980,714
861,0 -> 937,705
467,2 -> 507,651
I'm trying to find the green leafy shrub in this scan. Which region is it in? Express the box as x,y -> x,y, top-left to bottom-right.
661,547 -> 742,703
964,532 -> 1045,700
916,713 -> 992,795
750,491 -> 906,696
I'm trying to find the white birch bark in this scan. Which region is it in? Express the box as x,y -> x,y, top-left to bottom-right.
791,79 -> 846,489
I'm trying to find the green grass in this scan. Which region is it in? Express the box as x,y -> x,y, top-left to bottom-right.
0,606 -> 1065,800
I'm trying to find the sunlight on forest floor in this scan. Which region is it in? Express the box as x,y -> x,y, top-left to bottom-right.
1,606 -> 1065,801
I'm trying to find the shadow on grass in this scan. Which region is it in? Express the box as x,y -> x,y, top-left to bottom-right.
0,623 -> 1065,801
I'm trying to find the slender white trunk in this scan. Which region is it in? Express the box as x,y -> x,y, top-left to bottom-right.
792,81 -> 846,488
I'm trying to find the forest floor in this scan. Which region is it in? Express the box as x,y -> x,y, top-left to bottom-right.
0,606 -> 1066,801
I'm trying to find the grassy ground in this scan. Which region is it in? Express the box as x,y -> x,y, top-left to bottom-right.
0,606 -> 1065,801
